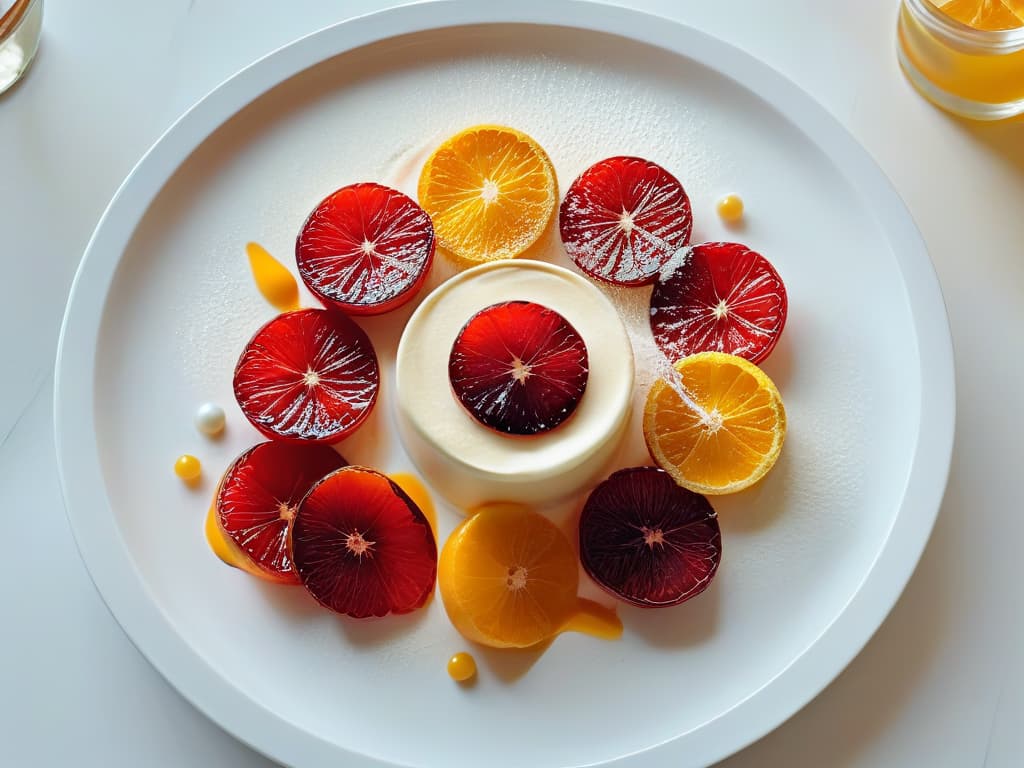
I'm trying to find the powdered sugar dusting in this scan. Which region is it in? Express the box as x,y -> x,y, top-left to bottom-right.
658,245 -> 694,281
373,53 -> 722,219
560,156 -> 694,285
173,234 -> 274,392
596,282 -> 708,420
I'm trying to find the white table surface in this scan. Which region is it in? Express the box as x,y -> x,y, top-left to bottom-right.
2,0 -> 1022,766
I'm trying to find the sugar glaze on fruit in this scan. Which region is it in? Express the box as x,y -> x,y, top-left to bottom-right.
448,300 -> 589,436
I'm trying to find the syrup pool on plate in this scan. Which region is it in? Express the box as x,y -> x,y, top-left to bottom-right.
246,242 -> 300,311
204,503 -> 265,577
389,472 -> 437,535
560,599 -> 625,640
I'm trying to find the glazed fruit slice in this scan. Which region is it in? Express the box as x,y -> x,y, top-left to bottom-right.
214,441 -> 347,584
650,242 -> 787,364
296,183 -> 435,315
448,300 -> 589,435
438,503 -> 579,648
559,156 -> 692,286
291,466 -> 437,617
418,125 -> 557,265
579,467 -> 721,607
644,352 -> 786,495
233,308 -> 379,443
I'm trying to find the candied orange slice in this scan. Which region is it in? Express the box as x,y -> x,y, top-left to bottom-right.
438,503 -> 579,648
643,352 -> 786,495
418,125 -> 557,266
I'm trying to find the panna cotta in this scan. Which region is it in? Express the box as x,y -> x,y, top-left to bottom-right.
395,260 -> 634,509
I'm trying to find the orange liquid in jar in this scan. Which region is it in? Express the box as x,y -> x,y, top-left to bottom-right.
899,0 -> 1024,114
938,0 -> 1024,30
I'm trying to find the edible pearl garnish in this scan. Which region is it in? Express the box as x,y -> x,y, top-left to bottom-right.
194,402 -> 226,436
716,194 -> 744,223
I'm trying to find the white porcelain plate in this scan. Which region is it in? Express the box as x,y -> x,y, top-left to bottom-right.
54,3 -> 955,767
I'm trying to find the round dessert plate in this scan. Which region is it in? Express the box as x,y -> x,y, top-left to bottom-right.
54,3 -> 954,768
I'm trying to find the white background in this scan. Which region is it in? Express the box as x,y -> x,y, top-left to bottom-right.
1,0 -> 1021,766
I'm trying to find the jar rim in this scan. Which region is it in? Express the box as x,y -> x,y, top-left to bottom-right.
905,0 -> 1024,52
0,0 -> 39,44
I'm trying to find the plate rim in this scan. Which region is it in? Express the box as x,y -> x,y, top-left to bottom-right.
53,2 -> 956,766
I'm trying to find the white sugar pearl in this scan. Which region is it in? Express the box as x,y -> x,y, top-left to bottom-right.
194,402 -> 226,436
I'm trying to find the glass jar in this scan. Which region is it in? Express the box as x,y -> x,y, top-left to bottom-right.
898,0 -> 1024,120
0,0 -> 42,95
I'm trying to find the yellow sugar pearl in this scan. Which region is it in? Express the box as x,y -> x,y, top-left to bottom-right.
716,194 -> 744,223
446,652 -> 477,683
174,454 -> 202,482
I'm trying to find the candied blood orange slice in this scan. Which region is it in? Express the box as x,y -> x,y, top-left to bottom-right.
291,466 -> 437,617
650,242 -> 787,364
559,156 -> 692,286
214,442 -> 347,584
233,308 -> 379,443
579,467 -> 721,608
447,300 -> 589,435
295,183 -> 434,315
438,503 -> 579,648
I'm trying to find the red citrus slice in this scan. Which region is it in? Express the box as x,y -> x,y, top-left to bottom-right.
650,241 -> 787,364
559,156 -> 693,286
578,467 -> 721,608
215,442 -> 347,584
291,466 -> 437,617
233,308 -> 379,443
447,301 -> 589,435
296,183 -> 435,315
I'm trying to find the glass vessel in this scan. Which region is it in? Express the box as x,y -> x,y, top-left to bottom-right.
0,0 -> 42,95
898,0 -> 1024,120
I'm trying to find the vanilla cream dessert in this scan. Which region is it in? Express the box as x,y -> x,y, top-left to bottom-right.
395,260 -> 634,509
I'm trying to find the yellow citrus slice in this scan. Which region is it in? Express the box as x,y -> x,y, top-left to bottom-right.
418,125 -> 557,266
438,503 -> 578,649
643,352 -> 786,495
936,0 -> 1023,30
